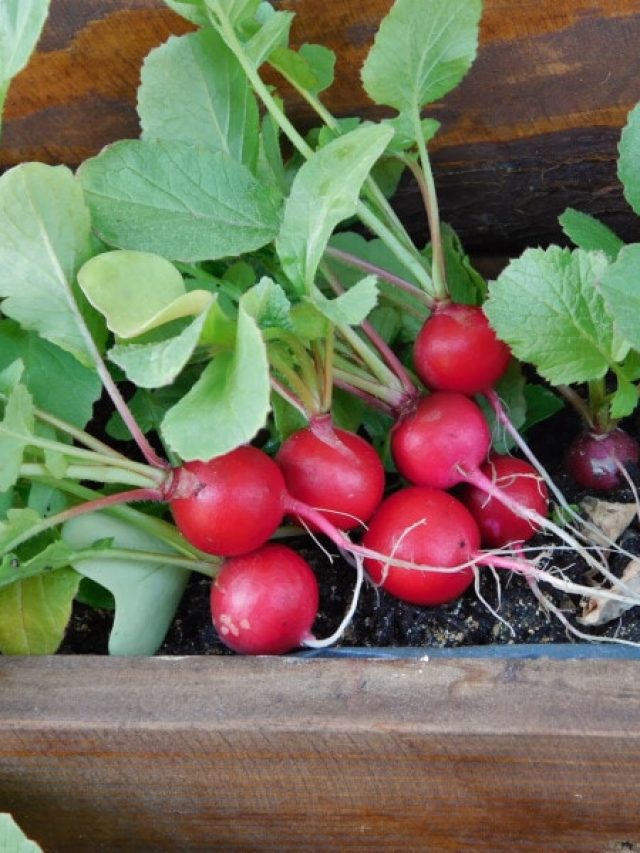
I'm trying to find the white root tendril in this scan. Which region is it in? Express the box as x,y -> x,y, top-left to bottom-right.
303,552 -> 364,649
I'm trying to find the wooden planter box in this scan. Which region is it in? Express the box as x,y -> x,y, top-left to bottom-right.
2,2 -> 640,850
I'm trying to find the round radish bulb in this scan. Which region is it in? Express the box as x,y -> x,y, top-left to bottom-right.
362,487 -> 479,605
413,303 -> 511,395
276,421 -> 385,530
565,428 -> 640,491
391,391 -> 491,489
211,544 -> 319,654
170,446 -> 286,556
459,455 -> 549,547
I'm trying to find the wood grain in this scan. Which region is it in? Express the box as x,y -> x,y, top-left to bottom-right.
1,655 -> 640,851
2,0 -> 640,250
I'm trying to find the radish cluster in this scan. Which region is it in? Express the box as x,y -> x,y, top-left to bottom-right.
167,303 -> 558,655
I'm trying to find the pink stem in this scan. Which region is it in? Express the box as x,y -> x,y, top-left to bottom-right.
332,379 -> 395,415
324,246 -> 434,307
96,361 -> 169,469
270,376 -> 309,420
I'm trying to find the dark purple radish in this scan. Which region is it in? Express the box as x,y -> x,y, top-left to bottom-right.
459,454 -> 549,548
565,428 -> 640,491
169,446 -> 286,556
413,303 -> 511,395
276,417 -> 385,530
391,391 -> 491,489
362,487 -> 479,605
210,544 -> 319,654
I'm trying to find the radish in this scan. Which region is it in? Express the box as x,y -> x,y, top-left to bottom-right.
210,543 -> 319,654
413,303 -> 511,395
565,428 -> 640,491
169,446 -> 286,556
459,454 -> 549,548
276,416 -> 385,530
362,486 -> 479,605
391,391 -> 491,489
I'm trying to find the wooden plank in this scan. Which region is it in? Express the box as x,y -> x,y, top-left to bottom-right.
2,0 -> 640,251
1,656 -> 640,851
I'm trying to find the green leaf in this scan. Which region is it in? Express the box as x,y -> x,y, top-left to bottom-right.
78,250 -> 213,338
385,113 -> 440,154
0,540 -> 77,589
0,164 -> 97,366
161,304 -> 270,460
138,30 -> 260,169
270,43 -> 336,95
619,102 -> 640,216
62,513 -> 190,656
521,383 -> 564,432
0,568 -> 80,654
311,275 -> 378,326
0,384 -> 35,492
276,124 -> 394,292
361,0 -> 482,113
208,0 -> 261,28
0,320 -> 101,428
559,208 -> 624,260
242,277 -> 291,329
0,0 -> 50,87
477,361 -> 526,454
425,223 -> 486,305
599,243 -> 640,351
485,247 -> 617,385
163,0 -> 210,26
610,377 -> 639,420
244,10 -> 293,67
106,383 -> 189,441
108,311 -> 209,388
78,140 -> 281,263
0,814 -> 44,852
0,507 -> 41,553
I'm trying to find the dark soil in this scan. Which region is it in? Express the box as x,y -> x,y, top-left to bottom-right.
59,404 -> 640,656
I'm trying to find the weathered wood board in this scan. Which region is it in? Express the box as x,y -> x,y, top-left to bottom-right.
2,0 -> 640,250
1,655 -> 640,852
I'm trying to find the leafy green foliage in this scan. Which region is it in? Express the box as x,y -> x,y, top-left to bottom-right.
0,567 -> 80,654
276,124 -> 394,292
485,247 -> 620,385
0,321 -> 101,428
0,383 -> 35,492
0,0 -> 50,117
599,244 -> 640,352
618,102 -> 640,216
78,141 -> 281,262
0,164 -> 99,367
161,303 -> 270,460
559,208 -> 624,260
361,0 -> 482,114
78,250 -> 213,338
0,814 -> 44,852
62,513 -> 191,656
270,43 -> 336,95
311,276 -> 378,326
138,30 -> 260,168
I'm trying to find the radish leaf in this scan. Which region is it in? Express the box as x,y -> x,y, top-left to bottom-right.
161,303 -> 270,459
599,244 -> 640,352
109,312 -> 210,389
62,513 -> 190,656
0,568 -> 80,655
138,30 -> 260,169
619,102 -> 640,216
78,250 -> 213,338
78,141 -> 281,262
485,247 -> 618,385
559,208 -> 624,260
0,164 -> 99,367
361,0 -> 481,113
276,124 -> 394,292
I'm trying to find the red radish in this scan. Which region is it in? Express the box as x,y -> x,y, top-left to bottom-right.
210,543 -> 319,654
391,391 -> 491,489
362,487 -> 479,605
459,454 -> 549,547
169,446 -> 286,556
276,417 -> 385,530
413,303 -> 511,395
565,428 -> 640,491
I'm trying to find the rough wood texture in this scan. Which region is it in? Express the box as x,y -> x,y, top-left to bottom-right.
3,0 -> 640,251
1,655 -> 640,851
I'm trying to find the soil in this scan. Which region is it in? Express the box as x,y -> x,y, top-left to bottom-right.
59,403 -> 640,656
